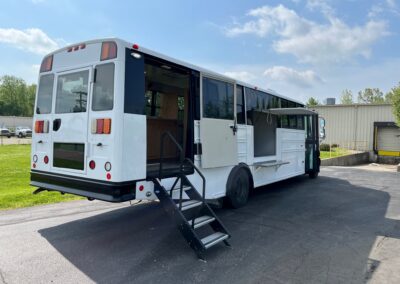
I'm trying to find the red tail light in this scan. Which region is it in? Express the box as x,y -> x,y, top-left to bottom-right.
34,120 -> 49,133
44,156 -> 49,164
40,55 -> 53,73
100,41 -> 117,61
89,160 -> 96,170
91,118 -> 111,134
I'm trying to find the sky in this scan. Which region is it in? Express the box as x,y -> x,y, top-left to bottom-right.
0,0 -> 399,103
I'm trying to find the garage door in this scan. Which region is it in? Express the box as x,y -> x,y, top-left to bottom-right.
377,127 -> 400,156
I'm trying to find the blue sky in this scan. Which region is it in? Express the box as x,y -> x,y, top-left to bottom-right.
0,0 -> 399,103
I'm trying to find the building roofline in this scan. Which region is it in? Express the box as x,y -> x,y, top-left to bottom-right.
312,103 -> 392,107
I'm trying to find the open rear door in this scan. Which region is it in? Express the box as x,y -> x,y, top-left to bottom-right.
200,75 -> 238,168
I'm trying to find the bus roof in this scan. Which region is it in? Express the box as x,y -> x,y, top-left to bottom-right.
46,37 -> 304,106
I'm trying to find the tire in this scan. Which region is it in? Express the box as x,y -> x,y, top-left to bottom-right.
225,167 -> 250,208
18,133 -> 22,138
309,171 -> 319,179
7,135 -> 11,139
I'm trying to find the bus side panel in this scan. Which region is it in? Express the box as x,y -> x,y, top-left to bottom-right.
121,114 -> 146,181
252,128 -> 306,188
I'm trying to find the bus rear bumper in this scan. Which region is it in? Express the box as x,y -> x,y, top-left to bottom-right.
30,170 -> 136,202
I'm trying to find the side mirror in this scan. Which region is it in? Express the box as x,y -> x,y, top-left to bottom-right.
319,117 -> 326,140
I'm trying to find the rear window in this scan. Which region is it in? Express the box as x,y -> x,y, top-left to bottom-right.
56,70 -> 89,113
36,74 -> 54,114
92,63 -> 114,111
53,143 -> 85,170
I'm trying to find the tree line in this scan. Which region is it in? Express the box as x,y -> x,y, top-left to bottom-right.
306,83 -> 400,127
0,75 -> 36,117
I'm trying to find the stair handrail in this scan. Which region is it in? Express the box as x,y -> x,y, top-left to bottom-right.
159,131 -> 184,179
181,158 -> 206,203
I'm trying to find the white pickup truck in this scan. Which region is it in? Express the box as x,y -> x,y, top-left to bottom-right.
15,126 -> 32,138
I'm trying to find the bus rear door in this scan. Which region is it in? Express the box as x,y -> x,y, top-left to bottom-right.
50,66 -> 92,175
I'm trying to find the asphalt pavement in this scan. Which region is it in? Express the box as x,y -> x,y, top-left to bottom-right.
0,165 -> 399,284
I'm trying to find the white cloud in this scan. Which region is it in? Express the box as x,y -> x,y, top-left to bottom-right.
263,66 -> 323,88
223,71 -> 256,82
387,0 -> 396,8
225,4 -> 388,64
0,28 -> 59,55
306,0 -> 335,17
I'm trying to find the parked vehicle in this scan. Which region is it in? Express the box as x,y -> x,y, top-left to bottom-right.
0,128 -> 12,138
31,38 -> 323,258
15,126 -> 32,138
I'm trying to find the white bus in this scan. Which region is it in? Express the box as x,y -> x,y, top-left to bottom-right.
31,38 -> 322,258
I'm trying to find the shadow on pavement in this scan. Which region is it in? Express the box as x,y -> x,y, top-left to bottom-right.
39,174 -> 400,283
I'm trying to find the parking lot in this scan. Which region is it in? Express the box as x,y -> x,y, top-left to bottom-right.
0,165 -> 399,283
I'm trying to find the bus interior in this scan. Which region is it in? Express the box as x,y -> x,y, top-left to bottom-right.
144,57 -> 192,177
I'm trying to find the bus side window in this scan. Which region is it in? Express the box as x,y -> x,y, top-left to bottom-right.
236,85 -> 246,124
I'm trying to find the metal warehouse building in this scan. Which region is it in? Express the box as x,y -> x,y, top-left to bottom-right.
312,104 -> 400,161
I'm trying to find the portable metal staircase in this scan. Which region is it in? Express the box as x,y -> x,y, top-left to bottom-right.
152,132 -> 231,259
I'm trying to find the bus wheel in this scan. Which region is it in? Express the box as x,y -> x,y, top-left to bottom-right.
309,171 -> 319,179
225,167 -> 250,208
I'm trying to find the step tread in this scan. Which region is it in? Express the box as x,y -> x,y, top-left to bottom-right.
169,185 -> 191,192
201,232 -> 229,249
178,200 -> 203,211
188,215 -> 215,229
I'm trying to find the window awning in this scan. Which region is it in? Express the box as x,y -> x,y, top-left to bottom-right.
267,107 -> 318,115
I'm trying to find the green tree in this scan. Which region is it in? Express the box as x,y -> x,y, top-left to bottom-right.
0,75 -> 35,116
386,84 -> 400,127
357,88 -> 385,104
385,91 -> 395,104
26,84 -> 36,116
340,89 -> 353,104
306,97 -> 319,107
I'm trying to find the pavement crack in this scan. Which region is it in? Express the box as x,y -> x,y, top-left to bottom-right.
376,235 -> 388,248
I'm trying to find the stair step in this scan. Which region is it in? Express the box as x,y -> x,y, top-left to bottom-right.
201,232 -> 229,249
188,215 -> 215,229
169,185 -> 191,192
177,200 -> 203,211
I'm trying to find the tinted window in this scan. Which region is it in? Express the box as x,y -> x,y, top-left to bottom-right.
271,96 -> 280,108
124,48 -> 145,114
203,77 -> 234,120
92,63 -> 114,111
236,85 -> 245,124
56,70 -> 89,113
36,74 -> 54,114
53,143 -> 84,170
297,115 -> 304,130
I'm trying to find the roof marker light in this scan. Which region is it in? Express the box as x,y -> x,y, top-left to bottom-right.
100,41 -> 117,61
40,55 -> 53,73
132,44 -> 139,50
